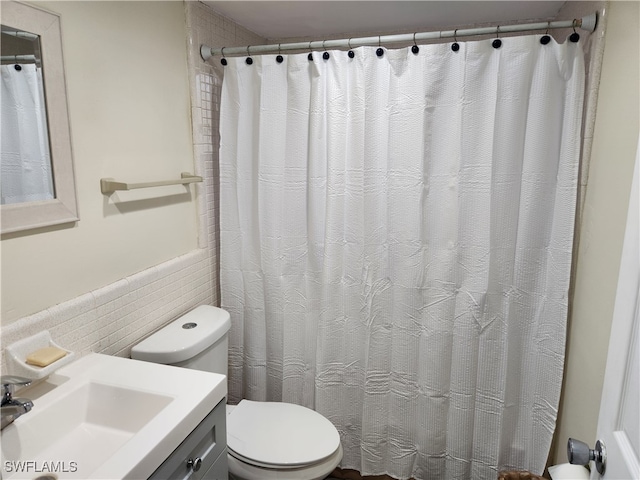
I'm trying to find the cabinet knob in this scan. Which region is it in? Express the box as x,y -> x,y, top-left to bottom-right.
187,457 -> 202,472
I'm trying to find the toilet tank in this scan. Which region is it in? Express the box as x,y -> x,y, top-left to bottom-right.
131,305 -> 231,376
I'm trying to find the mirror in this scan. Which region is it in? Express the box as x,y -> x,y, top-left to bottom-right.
1,1 -> 78,234
1,25 -> 54,205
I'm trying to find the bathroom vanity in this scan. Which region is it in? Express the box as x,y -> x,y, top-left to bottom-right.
149,398 -> 228,479
0,354 -> 227,479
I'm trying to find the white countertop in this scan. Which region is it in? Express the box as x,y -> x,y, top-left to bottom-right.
1,353 -> 227,480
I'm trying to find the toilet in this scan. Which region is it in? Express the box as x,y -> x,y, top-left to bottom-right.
131,305 -> 343,480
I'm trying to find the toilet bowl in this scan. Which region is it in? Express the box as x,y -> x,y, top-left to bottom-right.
131,305 -> 343,480
227,401 -> 342,480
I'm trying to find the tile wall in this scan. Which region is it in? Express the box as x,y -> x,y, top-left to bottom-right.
1,249 -> 212,366
184,0 -> 267,303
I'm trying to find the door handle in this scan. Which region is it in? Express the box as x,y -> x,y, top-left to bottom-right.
567,438 -> 606,474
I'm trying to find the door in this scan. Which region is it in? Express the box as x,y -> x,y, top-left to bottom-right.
592,140 -> 640,479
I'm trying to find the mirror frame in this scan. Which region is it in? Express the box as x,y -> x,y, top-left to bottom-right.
1,1 -> 78,234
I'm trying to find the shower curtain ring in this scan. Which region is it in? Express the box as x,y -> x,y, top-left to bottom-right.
348,38 -> 355,58
308,41 -> 314,61
541,22 -> 552,45
276,43 -> 284,63
246,45 -> 253,65
492,26 -> 502,49
570,20 -> 580,42
376,35 -> 384,57
411,33 -> 419,54
220,47 -> 228,66
322,40 -> 330,60
451,29 -> 460,52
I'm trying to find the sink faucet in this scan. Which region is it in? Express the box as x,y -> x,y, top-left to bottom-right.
1,376 -> 33,430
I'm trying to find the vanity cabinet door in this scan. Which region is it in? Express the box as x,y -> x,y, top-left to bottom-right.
148,398 -> 227,480
201,450 -> 229,480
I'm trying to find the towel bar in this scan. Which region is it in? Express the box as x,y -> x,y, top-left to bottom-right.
100,172 -> 202,194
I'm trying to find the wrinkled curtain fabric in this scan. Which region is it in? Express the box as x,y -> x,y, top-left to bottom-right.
220,37 -> 584,479
1,64 -> 54,205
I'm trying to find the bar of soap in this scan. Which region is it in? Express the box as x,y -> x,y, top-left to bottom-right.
25,346 -> 67,367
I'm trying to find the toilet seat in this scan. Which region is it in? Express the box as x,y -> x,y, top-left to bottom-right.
227,443 -> 343,480
227,400 -> 341,469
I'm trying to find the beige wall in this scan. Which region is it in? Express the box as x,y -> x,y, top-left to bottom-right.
0,0 -> 263,367
1,1 -> 198,324
552,0 -> 639,466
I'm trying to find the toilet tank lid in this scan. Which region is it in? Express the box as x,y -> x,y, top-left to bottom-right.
131,305 -> 230,364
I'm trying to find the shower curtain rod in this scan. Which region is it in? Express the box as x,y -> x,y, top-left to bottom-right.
201,12 -> 597,61
1,30 -> 38,41
1,54 -> 37,65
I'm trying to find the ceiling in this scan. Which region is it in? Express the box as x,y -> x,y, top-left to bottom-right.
203,1 -> 567,40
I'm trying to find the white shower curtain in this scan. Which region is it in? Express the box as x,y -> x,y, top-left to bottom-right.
1,63 -> 54,205
220,36 -> 584,479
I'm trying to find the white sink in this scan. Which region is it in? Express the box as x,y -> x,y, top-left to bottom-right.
2,382 -> 172,476
1,353 -> 226,480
